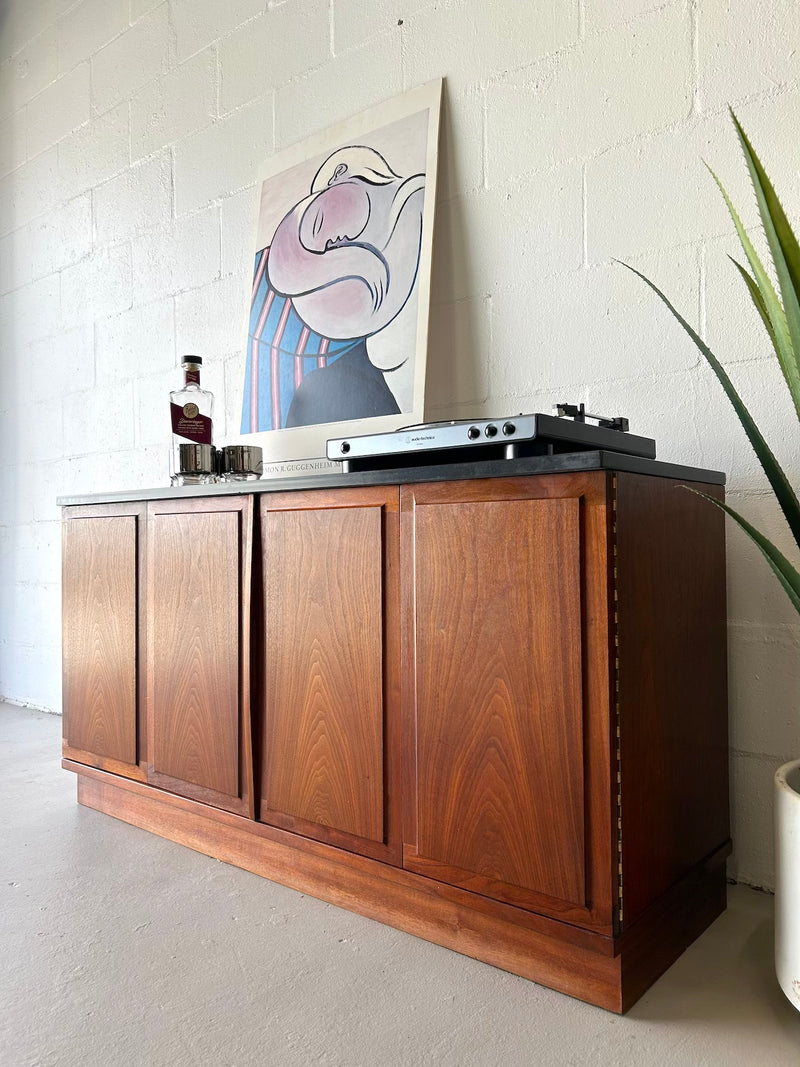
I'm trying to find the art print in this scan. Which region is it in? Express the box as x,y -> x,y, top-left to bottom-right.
239,80 -> 442,474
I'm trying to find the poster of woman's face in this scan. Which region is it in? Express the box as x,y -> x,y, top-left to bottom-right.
239,80 -> 442,474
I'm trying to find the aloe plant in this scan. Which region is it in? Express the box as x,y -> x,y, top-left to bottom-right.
621,109 -> 800,615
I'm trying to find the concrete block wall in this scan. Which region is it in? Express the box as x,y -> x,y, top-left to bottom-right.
0,0 -> 797,889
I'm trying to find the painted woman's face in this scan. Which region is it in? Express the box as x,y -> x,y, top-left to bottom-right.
266,148 -> 425,341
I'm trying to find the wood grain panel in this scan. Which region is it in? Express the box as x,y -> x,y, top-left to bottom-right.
62,514 -> 137,766
614,473 -> 729,927
149,509 -> 240,797
65,758 -> 608,956
261,500 -> 385,843
407,492 -> 586,907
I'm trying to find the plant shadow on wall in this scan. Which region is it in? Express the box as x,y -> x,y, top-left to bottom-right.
426,84 -> 486,418
619,109 -> 800,1014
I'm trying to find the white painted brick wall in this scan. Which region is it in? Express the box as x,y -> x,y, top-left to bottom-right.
401,2 -> 581,97
130,205 -> 219,303
174,274 -> 249,363
25,62 -> 90,157
0,146 -> 61,236
132,0 -> 163,23
93,153 -> 172,245
0,272 -> 61,350
584,0 -> 669,34
60,242 -> 132,329
273,34 -> 403,148
130,49 -> 217,163
697,0 -> 800,112
91,4 -> 172,116
0,25 -> 59,120
0,0 -> 797,891
218,0 -> 329,115
173,97 -> 274,212
57,0 -> 129,74
219,188 -> 258,276
95,299 -> 175,385
27,323 -> 96,405
487,6 -> 694,177
0,110 -> 27,179
170,0 -> 264,63
58,101 -> 130,198
0,192 -> 93,294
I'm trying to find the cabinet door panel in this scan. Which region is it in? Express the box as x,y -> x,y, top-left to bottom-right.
402,475 -> 613,928
62,508 -> 142,778
260,487 -> 400,863
147,498 -> 253,816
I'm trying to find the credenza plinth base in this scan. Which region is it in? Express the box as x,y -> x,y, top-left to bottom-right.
69,761 -> 728,1014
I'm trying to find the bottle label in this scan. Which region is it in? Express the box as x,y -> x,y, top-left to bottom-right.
171,402 -> 212,444
184,369 -> 200,385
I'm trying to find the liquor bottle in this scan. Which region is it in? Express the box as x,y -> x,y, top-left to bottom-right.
169,355 -> 215,485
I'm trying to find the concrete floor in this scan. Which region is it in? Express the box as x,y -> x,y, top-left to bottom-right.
1,705 -> 798,1067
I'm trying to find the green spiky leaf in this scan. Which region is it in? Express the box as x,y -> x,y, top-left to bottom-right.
728,256 -> 779,355
617,260 -> 800,549
730,109 -> 800,409
706,162 -> 800,416
687,488 -> 800,613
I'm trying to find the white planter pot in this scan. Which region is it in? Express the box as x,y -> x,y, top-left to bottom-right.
775,758 -> 800,1012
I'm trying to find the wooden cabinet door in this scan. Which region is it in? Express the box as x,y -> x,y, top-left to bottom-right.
402,474 -> 615,931
146,497 -> 254,817
62,503 -> 145,781
259,486 -> 400,864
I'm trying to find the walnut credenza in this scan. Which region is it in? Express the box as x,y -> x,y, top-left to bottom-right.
59,457 -> 729,1012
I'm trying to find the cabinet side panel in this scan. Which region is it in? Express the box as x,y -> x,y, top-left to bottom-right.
62,516 -> 137,765
150,511 -> 240,797
262,505 -> 384,842
615,473 -> 729,926
411,496 -> 585,906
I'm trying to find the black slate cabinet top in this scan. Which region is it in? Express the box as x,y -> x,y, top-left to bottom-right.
57,449 -> 725,507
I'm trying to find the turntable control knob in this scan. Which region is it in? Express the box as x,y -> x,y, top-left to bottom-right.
467,426 -> 480,440
484,424 -> 498,438
502,422 -> 516,436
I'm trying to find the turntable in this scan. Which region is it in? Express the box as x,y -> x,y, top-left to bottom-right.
327,403 -> 655,474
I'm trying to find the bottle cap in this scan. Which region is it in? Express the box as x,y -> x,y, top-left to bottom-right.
181,354 -> 202,366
